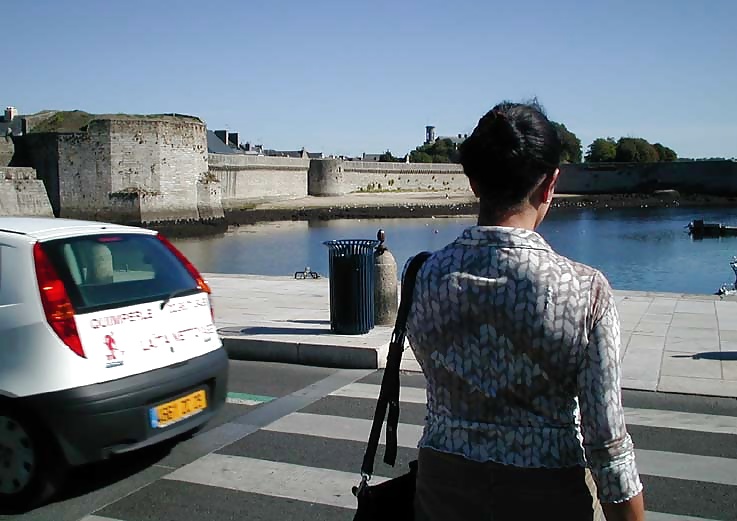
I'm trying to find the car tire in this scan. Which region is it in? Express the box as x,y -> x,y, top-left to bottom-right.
0,409 -> 65,512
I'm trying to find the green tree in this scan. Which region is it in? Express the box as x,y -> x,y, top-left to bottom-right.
615,138 -> 640,162
653,143 -> 677,162
615,138 -> 659,163
379,150 -> 402,162
410,138 -> 459,163
410,150 -> 433,163
585,138 -> 617,162
634,138 -> 659,162
551,122 -> 582,163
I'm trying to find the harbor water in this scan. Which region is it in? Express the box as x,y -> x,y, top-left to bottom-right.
172,206 -> 737,295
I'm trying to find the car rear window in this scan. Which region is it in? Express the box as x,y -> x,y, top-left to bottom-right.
39,233 -> 200,313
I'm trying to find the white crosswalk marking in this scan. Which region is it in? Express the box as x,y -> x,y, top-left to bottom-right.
646,513 -> 722,521
331,381 -> 426,403
165,452 -> 723,521
264,411 -> 737,486
332,382 -> 737,435
87,378 -> 737,521
166,453 -> 379,509
622,407 -> 737,435
264,411 -> 421,446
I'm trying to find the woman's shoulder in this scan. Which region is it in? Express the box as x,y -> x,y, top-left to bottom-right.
550,250 -> 610,284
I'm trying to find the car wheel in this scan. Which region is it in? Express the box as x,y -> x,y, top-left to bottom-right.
0,411 -> 62,512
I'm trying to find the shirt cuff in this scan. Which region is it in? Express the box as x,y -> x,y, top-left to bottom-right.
590,444 -> 643,504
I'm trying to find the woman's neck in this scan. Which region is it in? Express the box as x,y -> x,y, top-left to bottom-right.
477,198 -> 539,230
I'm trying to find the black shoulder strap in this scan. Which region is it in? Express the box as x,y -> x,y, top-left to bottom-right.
360,251 -> 431,477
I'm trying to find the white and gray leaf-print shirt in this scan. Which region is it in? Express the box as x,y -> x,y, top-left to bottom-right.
405,226 -> 643,504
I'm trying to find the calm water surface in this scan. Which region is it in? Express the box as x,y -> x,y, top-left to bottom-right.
172,206 -> 737,295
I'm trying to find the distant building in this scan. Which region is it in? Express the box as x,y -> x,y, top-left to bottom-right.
264,148 -> 323,159
208,128 -> 322,159
207,130 -> 239,155
362,153 -> 382,162
0,106 -> 24,136
239,142 -> 264,155
425,125 -> 436,144
439,133 -> 468,146
424,125 -> 467,146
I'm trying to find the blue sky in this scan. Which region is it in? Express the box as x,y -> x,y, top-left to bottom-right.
5,0 -> 736,159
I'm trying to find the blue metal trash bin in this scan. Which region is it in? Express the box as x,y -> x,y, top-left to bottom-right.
323,239 -> 380,335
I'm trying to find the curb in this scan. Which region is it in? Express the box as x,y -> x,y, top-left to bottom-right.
221,335 -> 388,370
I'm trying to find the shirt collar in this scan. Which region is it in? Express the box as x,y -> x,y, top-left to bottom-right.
455,226 -> 553,252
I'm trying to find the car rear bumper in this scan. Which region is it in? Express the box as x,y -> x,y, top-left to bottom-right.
20,347 -> 228,466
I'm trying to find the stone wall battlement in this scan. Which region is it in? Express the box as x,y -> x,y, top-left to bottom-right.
209,154 -> 310,169
1,166 -> 37,180
342,161 -> 464,174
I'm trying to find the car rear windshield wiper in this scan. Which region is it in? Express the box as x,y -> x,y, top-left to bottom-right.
160,287 -> 200,310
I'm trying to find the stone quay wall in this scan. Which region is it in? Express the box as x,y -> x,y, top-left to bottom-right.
209,153 -> 309,208
557,161 -> 737,195
0,167 -> 54,217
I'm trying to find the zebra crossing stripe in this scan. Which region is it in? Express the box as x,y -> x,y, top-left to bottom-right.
621,407 -> 737,435
226,392 -> 275,406
165,453 -> 373,509
634,450 -> 737,486
646,513 -> 721,521
331,382 -> 426,403
263,412 -> 737,486
332,383 -> 737,435
164,453 -> 720,521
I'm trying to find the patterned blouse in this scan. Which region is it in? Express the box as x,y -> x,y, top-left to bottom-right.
405,226 -> 643,504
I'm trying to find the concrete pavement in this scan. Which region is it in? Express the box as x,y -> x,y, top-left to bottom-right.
208,273 -> 737,399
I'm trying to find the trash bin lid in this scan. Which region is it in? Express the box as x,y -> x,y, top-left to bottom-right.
323,239 -> 380,254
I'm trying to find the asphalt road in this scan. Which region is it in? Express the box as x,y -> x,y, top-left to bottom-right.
3,360 -> 737,521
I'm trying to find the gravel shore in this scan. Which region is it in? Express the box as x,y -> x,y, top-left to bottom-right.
223,190 -> 737,225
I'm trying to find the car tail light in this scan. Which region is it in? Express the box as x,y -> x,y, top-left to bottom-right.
157,234 -> 215,320
33,242 -> 85,358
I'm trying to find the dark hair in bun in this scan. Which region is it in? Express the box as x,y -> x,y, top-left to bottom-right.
459,100 -> 562,210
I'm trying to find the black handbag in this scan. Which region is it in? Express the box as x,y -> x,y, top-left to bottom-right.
352,251 -> 431,521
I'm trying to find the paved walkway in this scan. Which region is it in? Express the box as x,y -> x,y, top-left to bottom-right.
208,273 -> 737,398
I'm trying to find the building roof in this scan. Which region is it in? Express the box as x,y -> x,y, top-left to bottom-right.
264,149 -> 308,159
207,130 -> 239,154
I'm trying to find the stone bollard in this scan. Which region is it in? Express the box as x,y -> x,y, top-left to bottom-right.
374,229 -> 398,326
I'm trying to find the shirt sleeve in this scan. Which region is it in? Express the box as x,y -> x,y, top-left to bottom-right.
577,273 -> 643,504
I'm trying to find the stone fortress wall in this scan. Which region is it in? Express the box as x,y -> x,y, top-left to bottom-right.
2,108 -> 737,224
7,114 -> 223,224
0,133 -> 54,217
305,159 -> 468,196
0,166 -> 54,217
209,153 -> 310,208
55,117 -> 218,223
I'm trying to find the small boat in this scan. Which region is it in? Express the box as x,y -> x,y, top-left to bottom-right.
687,219 -> 737,238
717,257 -> 737,296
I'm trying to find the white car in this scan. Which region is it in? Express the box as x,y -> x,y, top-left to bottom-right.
0,217 -> 228,509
